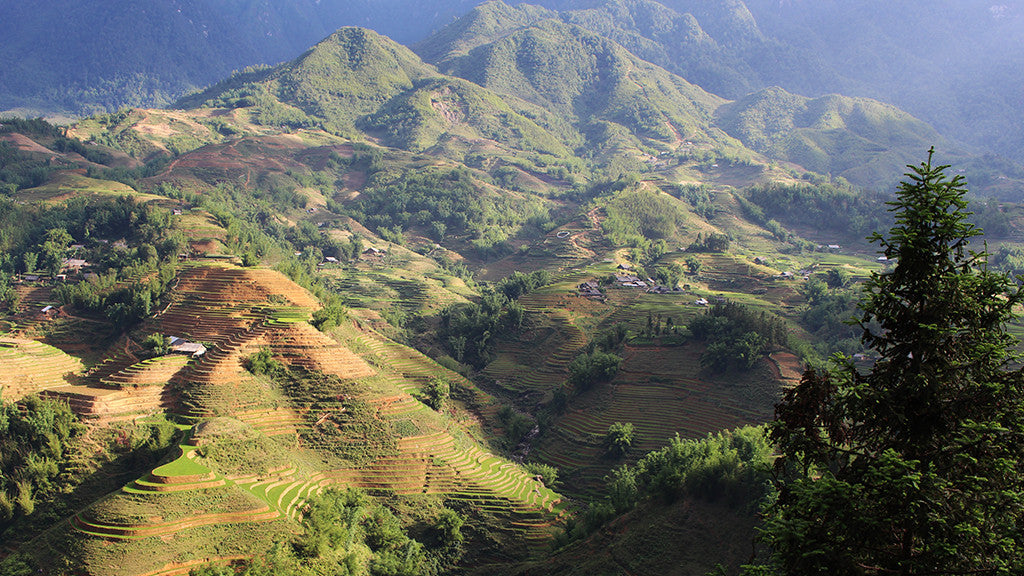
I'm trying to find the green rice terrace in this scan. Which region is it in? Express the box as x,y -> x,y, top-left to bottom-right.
0,261 -> 567,575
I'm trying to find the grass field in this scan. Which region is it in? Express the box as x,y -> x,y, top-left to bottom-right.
16,172 -> 166,204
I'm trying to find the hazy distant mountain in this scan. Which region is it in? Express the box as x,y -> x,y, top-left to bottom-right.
417,1 -> 952,186
4,0 -> 1022,165
166,0 -> 956,188
717,86 -> 947,184
0,0 -> 476,117
741,0 -> 1024,163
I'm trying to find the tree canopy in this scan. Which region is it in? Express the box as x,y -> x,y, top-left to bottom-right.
757,149 -> 1024,575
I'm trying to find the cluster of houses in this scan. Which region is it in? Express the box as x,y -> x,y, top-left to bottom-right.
614,273 -> 650,288
316,247 -> 388,266
578,281 -> 603,299
576,271 -> 683,300
612,264 -> 677,292
19,252 -> 94,283
693,295 -> 727,307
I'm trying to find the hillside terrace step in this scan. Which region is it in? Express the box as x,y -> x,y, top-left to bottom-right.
73,505 -> 280,540
133,555 -> 254,576
127,477 -> 226,493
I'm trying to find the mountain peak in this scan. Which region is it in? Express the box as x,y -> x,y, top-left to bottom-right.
414,0 -> 557,64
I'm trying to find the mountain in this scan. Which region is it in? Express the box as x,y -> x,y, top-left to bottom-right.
480,0 -> 1024,165
716,86 -> 946,186
0,0 -> 478,118
423,15 -> 736,150
5,0 -> 1024,166
416,1 -> 968,188
0,0 -> 335,115
51,5 -> 972,191
739,0 -> 1024,164
7,0 -> 986,192
180,27 -> 438,135
474,0 -> 835,101
177,26 -> 581,169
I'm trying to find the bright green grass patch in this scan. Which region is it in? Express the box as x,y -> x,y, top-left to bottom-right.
151,446 -> 210,478
267,307 -> 310,324
17,173 -> 163,204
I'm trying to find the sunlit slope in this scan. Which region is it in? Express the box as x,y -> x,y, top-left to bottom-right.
716,86 -> 947,187
19,261 -> 563,575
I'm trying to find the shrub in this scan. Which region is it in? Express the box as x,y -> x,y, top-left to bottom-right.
524,462 -> 559,488
244,348 -> 282,376
142,333 -> 171,356
605,422 -> 635,457
568,350 -> 622,390
421,378 -> 449,411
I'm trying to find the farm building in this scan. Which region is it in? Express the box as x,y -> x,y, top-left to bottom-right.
168,337 -> 207,357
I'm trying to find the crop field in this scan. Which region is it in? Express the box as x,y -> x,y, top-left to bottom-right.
16,172 -> 164,204
38,259 -> 566,573
0,337 -> 85,401
50,510 -> 289,576
532,344 -> 779,496
101,355 -> 192,388
319,265 -> 473,320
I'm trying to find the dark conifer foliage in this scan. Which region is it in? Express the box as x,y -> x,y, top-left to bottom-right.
759,149 -> 1024,575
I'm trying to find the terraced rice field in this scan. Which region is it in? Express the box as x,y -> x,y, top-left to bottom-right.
0,337 -> 85,401
352,332 -> 479,396
268,327 -> 568,542
532,344 -> 778,495
265,321 -> 374,380
147,263 -> 338,424
74,445 -> 282,540
42,381 -> 178,421
101,355 -> 191,388
322,268 -> 471,317
58,261 -> 566,567
484,287 -> 592,394
315,429 -> 565,545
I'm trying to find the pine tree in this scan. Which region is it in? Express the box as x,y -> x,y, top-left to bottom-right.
758,149 -> 1024,575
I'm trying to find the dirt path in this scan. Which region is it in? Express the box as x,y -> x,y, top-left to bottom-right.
664,121 -> 684,148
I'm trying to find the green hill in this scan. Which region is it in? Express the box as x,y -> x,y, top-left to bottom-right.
422,13 -> 748,170
716,86 -> 947,186
179,27 -> 438,137
415,3 -> 960,185
413,0 -> 558,64
174,26 -> 586,175
359,76 -> 579,157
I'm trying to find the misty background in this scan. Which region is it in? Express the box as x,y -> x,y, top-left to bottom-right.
1,0 -> 1021,162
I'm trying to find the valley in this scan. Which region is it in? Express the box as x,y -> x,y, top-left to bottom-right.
1,1 -> 1024,575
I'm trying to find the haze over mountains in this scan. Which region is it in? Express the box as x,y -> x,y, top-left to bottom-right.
2,0 -> 1022,166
